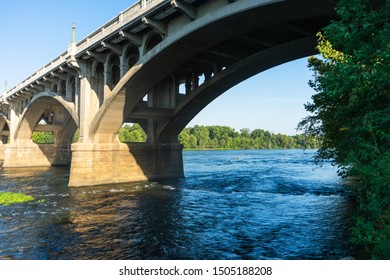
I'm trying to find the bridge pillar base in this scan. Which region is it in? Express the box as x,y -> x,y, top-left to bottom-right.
68,142 -> 184,187
2,143 -> 72,167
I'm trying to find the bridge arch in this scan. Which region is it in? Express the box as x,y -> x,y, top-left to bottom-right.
2,92 -> 79,167
88,0 -> 337,144
123,44 -> 140,73
144,32 -> 164,55
13,92 -> 79,145
158,37 -> 316,143
107,54 -> 121,89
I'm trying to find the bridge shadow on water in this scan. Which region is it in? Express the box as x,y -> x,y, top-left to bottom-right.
0,150 -> 357,260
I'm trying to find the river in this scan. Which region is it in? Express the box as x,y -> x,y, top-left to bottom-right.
0,149 -> 355,260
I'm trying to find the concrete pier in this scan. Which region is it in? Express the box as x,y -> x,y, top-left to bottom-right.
68,143 -> 184,186
2,143 -> 72,167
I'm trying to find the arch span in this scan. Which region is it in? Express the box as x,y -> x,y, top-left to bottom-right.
3,92 -> 79,167
158,37 -> 317,143
89,0 -> 337,144
13,92 -> 78,144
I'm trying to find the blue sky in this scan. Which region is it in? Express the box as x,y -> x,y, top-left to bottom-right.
0,0 -> 316,135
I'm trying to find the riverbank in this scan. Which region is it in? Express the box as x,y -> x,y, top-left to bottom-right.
117,124 -> 320,150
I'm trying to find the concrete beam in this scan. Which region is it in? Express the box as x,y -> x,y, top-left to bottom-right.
59,66 -> 78,77
20,89 -> 34,96
282,23 -> 313,36
30,84 -> 44,93
67,58 -> 81,73
51,71 -> 68,81
43,76 -> 58,84
236,34 -> 274,48
7,95 -> 25,102
36,80 -> 51,88
101,42 -> 123,56
0,103 -> 10,109
190,58 -> 218,74
35,124 -> 63,132
171,0 -> 197,21
86,50 -> 107,63
20,92 -> 33,98
205,49 -> 241,61
142,17 -> 167,36
119,31 -> 142,47
130,107 -> 173,120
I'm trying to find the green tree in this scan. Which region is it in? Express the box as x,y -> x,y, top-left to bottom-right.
191,125 -> 211,148
298,0 -> 390,259
118,123 -> 147,143
240,128 -> 251,139
32,132 -> 54,144
178,125 -> 317,150
179,128 -> 199,149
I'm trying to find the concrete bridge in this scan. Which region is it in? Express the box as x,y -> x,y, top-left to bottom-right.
0,0 -> 339,186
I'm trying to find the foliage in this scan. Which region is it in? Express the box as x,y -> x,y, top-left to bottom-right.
117,123 -> 318,149
298,0 -> 390,259
118,123 -> 147,143
179,125 -> 318,150
73,129 -> 80,143
32,132 -> 54,144
31,129 -> 80,144
33,124 -> 315,150
0,192 -> 35,206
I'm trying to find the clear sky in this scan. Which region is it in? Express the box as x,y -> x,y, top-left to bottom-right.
0,0 -> 316,136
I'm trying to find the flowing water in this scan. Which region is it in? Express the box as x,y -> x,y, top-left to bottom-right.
0,149 -> 355,260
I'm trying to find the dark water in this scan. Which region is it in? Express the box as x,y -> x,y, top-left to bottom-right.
0,149 -> 355,260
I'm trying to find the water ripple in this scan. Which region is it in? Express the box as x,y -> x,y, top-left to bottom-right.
0,149 -> 354,259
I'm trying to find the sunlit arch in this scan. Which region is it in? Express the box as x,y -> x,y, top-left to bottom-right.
13,92 -> 78,144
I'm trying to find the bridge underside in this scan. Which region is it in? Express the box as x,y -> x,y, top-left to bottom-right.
67,1 -> 336,186
0,0 -> 340,186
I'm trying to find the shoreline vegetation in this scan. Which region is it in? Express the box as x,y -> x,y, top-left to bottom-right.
120,124 -> 319,150
298,0 -> 390,259
31,124 -> 319,150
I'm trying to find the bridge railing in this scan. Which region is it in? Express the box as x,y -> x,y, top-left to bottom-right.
1,0 -> 166,101
2,53 -> 68,101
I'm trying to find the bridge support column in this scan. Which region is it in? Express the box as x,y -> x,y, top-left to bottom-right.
2,143 -> 72,167
68,142 -> 184,187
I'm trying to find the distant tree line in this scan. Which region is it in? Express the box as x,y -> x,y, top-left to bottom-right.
118,124 -> 318,149
179,125 -> 318,149
31,124 -> 318,150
